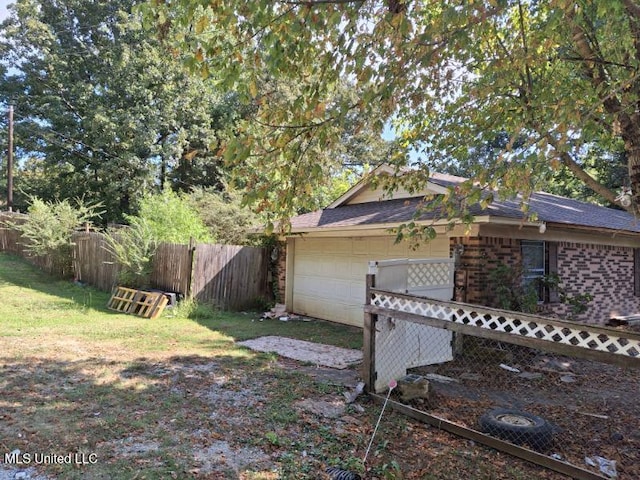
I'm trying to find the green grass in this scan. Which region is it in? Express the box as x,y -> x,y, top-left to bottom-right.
183,304 -> 363,350
0,252 -> 361,351
0,253 -> 567,480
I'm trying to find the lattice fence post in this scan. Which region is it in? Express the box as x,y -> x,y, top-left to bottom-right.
363,272 -> 377,393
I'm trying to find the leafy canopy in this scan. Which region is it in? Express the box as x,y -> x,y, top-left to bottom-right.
145,0 -> 640,230
187,187 -> 260,245
133,188 -> 212,244
0,0 -> 246,222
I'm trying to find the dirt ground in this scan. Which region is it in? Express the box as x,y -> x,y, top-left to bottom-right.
2,335 -> 635,479
408,346 -> 640,480
1,351 -> 587,480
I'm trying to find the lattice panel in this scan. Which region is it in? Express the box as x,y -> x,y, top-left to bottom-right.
407,262 -> 452,288
371,292 -> 640,358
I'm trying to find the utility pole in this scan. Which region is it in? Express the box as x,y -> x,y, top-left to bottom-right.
7,105 -> 13,212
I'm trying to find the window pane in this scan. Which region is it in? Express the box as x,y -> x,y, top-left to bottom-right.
521,240 -> 545,302
522,241 -> 544,272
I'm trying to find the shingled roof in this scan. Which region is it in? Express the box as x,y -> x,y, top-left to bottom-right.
289,173 -> 640,234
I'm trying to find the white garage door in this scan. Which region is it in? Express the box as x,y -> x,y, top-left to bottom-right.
291,235 -> 450,326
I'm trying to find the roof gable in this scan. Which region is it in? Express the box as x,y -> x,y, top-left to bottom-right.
327,165 -> 465,208
290,166 -> 640,235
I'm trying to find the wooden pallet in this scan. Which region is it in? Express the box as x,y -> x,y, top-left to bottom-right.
107,287 -> 140,313
130,291 -> 169,319
107,286 -> 168,319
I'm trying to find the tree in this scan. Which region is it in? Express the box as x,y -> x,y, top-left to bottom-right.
9,196 -> 103,277
103,188 -> 211,287
220,78 -> 395,228
187,187 -> 261,245
0,0 -> 245,222
145,0 -> 640,231
133,188 -> 212,244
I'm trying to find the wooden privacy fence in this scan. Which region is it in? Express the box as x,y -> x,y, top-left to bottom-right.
0,213 -> 24,255
73,234 -> 271,310
191,243 -> 270,310
0,217 -> 271,310
73,232 -> 120,290
0,212 -> 63,274
149,242 -> 193,296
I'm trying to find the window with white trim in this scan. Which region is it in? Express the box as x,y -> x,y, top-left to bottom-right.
521,240 -> 545,301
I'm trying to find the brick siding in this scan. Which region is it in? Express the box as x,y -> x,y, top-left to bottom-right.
451,236 -> 521,306
551,242 -> 640,323
451,237 -> 640,324
275,240 -> 287,303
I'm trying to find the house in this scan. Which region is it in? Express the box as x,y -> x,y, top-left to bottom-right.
277,166 -> 640,326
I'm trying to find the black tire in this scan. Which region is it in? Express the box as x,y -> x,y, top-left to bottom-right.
478,408 -> 554,450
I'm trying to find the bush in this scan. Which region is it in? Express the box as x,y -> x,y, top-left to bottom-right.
488,263 -> 593,318
10,197 -> 103,278
187,187 -> 261,245
135,188 -> 212,244
103,219 -> 158,288
488,263 -> 539,313
104,188 -> 212,288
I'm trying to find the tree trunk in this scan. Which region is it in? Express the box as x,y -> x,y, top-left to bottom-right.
627,142 -> 640,214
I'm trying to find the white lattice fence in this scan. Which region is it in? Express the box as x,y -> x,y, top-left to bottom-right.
369,258 -> 454,294
363,282 -> 640,478
407,261 -> 453,288
370,291 -> 640,359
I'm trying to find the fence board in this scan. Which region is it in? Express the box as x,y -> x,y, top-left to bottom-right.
150,243 -> 192,295
0,212 -> 61,275
0,212 -> 26,255
191,243 -> 269,310
72,232 -> 120,291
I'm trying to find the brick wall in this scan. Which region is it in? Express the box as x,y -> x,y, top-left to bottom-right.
451,237 -> 640,324
275,240 -> 287,303
451,236 -> 520,306
551,242 -> 640,323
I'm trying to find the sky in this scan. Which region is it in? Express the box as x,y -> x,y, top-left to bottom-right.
0,0 -> 11,23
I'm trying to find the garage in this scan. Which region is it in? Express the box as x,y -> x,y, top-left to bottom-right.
288,235 -> 449,326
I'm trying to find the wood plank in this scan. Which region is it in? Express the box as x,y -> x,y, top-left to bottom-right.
370,288 -> 640,340
363,274 -> 377,392
3,223 -> 270,311
369,394 -> 608,480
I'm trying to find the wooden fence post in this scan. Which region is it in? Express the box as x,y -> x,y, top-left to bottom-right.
186,237 -> 196,299
363,273 -> 377,393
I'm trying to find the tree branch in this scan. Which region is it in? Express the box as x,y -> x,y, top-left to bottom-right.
253,102 -> 359,129
558,56 -> 635,70
554,146 -> 620,206
622,1 -> 640,71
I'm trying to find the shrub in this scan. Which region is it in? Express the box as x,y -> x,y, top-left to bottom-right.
135,188 -> 212,244
187,187 -> 261,245
488,263 -> 593,318
104,188 -> 212,288
488,263 -> 539,313
10,196 -> 103,278
103,218 -> 158,288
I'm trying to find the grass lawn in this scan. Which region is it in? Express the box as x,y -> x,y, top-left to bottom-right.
0,252 -> 567,479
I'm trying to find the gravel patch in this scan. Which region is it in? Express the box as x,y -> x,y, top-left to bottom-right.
0,466 -> 52,480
